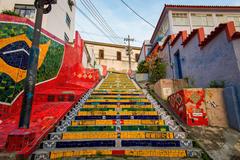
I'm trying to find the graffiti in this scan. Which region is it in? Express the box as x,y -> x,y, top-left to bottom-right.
206,100 -> 218,108
0,22 -> 64,103
168,89 -> 208,126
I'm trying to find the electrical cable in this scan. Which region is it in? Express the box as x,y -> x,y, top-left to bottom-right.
79,0 -> 122,43
75,4 -> 116,43
87,0 -> 121,39
120,0 -> 155,28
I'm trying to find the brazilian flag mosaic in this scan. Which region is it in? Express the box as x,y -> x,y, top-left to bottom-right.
0,22 -> 64,103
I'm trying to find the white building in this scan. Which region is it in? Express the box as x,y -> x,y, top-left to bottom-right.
137,40 -> 152,63
151,4 -> 240,44
0,0 -> 76,42
139,5 -> 240,62
85,41 -> 141,73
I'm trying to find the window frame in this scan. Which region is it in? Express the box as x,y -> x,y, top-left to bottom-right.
99,49 -> 104,59
135,54 -> 139,62
117,51 -> 121,61
172,12 -> 189,26
191,13 -> 214,27
14,4 -> 35,19
64,32 -> 69,42
65,13 -> 71,28
227,15 -> 240,27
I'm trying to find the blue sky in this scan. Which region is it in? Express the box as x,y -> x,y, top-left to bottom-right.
75,0 -> 240,46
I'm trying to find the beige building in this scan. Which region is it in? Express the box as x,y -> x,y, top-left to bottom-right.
0,0 -> 76,42
85,41 -> 141,73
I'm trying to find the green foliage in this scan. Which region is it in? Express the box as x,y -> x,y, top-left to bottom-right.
184,76 -> 195,88
209,80 -> 225,88
137,60 -> 149,73
1,10 -> 20,17
149,58 -> 166,83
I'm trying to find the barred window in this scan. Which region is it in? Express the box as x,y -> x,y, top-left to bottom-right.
66,13 -> 71,28
216,14 -> 227,24
14,4 -> 35,19
191,13 -> 214,27
172,13 -> 189,26
227,15 -> 240,26
99,50 -> 104,59
117,51 -> 121,61
64,32 -> 69,42
135,54 -> 139,62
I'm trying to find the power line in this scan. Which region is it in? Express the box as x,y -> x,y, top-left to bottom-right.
79,0 -> 122,43
79,30 -> 143,44
80,31 -> 124,39
75,5 -> 115,43
87,0 -> 120,39
120,0 -> 155,28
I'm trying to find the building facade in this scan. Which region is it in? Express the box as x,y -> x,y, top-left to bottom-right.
158,22 -> 240,88
151,5 -> 240,44
85,41 -> 141,73
0,0 -> 76,42
138,40 -> 152,63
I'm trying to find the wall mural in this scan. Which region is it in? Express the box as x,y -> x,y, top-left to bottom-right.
0,22 -> 64,104
168,89 -> 208,126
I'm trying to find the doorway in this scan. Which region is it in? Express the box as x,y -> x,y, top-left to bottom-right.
174,50 -> 183,79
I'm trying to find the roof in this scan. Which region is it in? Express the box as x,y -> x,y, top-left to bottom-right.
150,4 -> 240,43
84,40 -> 141,50
165,4 -> 240,10
200,21 -> 236,47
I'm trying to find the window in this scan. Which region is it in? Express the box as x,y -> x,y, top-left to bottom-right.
14,4 -> 35,19
64,32 -> 69,42
191,14 -> 214,27
135,54 -> 139,62
117,51 -> 121,61
66,13 -> 71,28
99,50 -> 104,59
216,14 -> 227,24
172,13 -> 189,26
227,15 -> 240,26
68,0 -> 74,11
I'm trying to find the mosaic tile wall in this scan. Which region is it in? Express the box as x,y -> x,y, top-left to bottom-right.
0,22 -> 64,103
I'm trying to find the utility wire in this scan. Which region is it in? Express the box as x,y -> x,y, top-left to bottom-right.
120,0 -> 155,28
87,0 -> 121,39
79,0 -> 122,43
80,31 -> 124,39
75,5 -> 115,43
79,30 -> 143,44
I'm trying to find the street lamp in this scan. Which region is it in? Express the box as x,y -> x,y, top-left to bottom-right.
19,0 -> 57,129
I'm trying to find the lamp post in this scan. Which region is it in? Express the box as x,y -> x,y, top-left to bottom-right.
19,0 -> 57,128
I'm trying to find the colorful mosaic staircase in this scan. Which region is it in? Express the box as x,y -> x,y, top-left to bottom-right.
33,73 -> 201,159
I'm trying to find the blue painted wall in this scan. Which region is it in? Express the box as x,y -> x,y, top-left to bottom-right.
163,30 -> 240,88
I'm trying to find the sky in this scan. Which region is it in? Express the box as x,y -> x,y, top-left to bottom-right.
75,0 -> 240,47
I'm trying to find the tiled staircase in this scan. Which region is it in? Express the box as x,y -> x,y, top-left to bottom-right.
33,73 -> 201,159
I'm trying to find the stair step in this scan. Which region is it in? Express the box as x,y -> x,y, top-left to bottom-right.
74,115 -> 160,120
77,111 -> 158,116
33,73 -> 200,159
34,148 -> 201,160
79,108 -> 156,111
85,102 -> 152,105
42,139 -> 193,149
71,119 -> 165,126
82,104 -> 153,108
53,131 -> 186,140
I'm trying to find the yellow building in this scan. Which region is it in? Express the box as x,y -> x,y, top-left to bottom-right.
85,41 -> 141,73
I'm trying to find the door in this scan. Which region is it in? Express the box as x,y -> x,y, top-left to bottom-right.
174,50 -> 183,79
